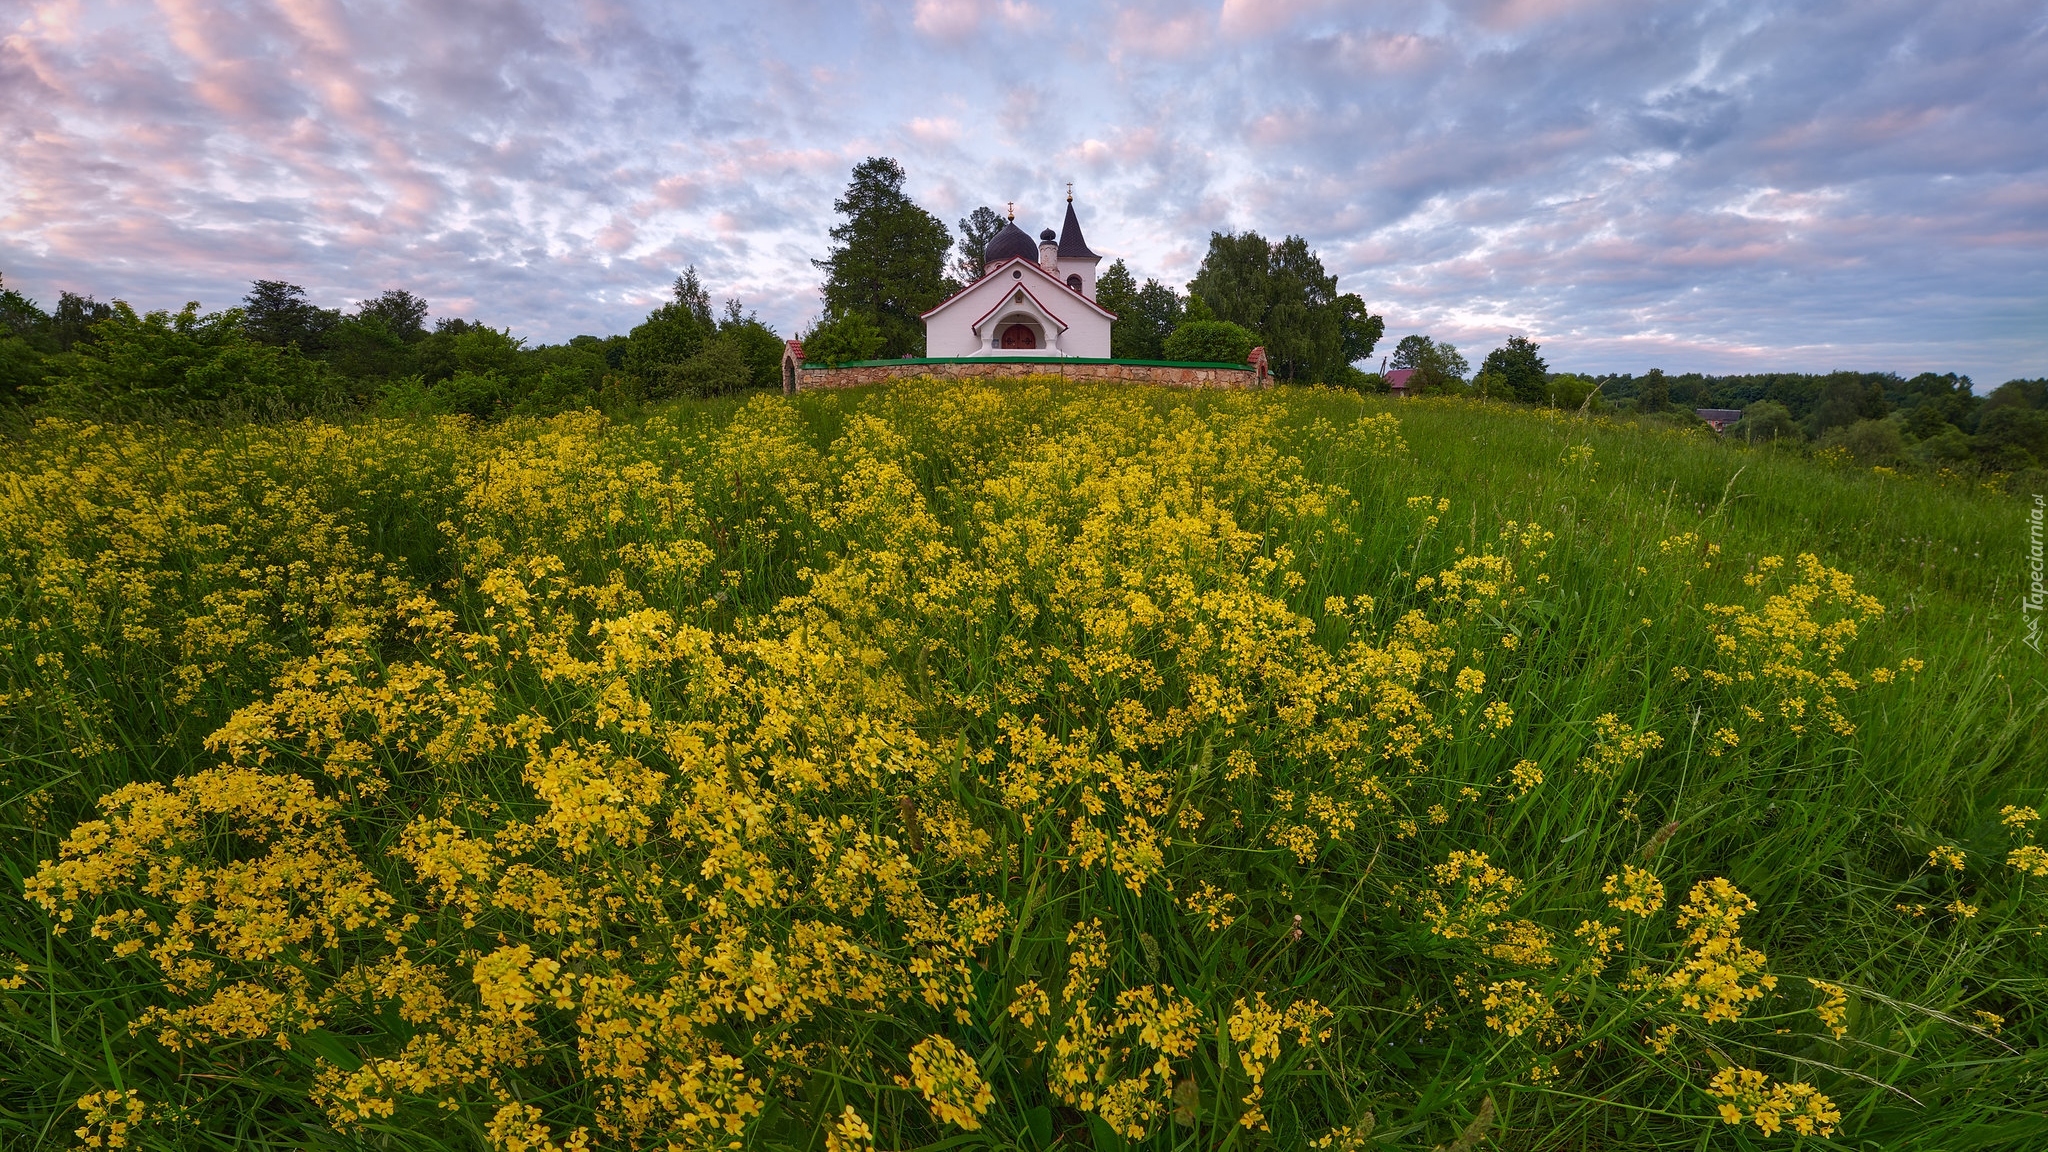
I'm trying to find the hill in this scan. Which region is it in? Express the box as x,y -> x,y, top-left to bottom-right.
2,381 -> 2042,1150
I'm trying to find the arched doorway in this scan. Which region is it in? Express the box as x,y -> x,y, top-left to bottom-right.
1000,323 -> 1037,350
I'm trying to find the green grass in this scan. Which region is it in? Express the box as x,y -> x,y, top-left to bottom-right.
1,383 -> 2043,1151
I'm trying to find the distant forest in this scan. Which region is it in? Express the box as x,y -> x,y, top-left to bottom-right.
2,155 -> 2042,484
1583,368 -> 2048,477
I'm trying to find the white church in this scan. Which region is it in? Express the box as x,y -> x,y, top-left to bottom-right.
920,195 -> 1116,358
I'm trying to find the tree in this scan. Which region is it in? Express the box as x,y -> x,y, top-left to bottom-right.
672,268 -> 714,328
1336,294 -> 1384,366
1095,259 -> 1138,327
52,291 -> 112,352
0,275 -> 52,398
803,310 -> 885,366
815,157 -> 953,358
34,300 -> 332,418
1638,368 -> 1671,413
1128,282 -> 1186,361
322,313 -> 414,393
1390,335 -> 1468,392
1983,378 -> 2048,415
1162,320 -> 1257,365
1820,418 -> 1906,465
0,331 -> 42,402
953,206 -> 1006,283
1802,372 -> 1887,436
1,274 -> 51,345
1730,400 -> 1801,444
355,289 -> 429,341
1479,336 -> 1549,403
1901,401 -> 1955,442
1186,231 -> 1382,382
718,298 -> 787,390
1546,373 -> 1596,409
1973,406 -> 2048,470
1097,260 -> 1186,361
666,337 -> 753,399
623,274 -> 714,387
242,281 -> 338,349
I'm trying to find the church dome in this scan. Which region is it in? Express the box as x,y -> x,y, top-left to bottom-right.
983,221 -> 1040,270
1039,228 -> 1056,241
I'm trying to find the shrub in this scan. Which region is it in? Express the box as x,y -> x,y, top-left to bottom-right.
1162,318 -> 1257,364
720,319 -> 789,389
1730,400 -> 1802,445
1821,417 -> 1906,465
1545,373 -> 1596,410
804,309 -> 887,366
662,334 -> 753,398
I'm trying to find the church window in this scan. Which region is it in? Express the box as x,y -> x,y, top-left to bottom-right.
1066,274 -> 1083,291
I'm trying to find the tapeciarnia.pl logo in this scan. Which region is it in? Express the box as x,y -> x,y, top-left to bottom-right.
2026,493 -> 2044,653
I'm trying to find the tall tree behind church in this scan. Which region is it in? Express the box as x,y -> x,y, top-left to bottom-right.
1188,231 -> 1381,382
815,158 -> 953,358
953,206 -> 1006,284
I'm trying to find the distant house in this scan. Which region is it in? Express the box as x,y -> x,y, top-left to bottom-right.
1386,369 -> 1417,397
1696,408 -> 1743,432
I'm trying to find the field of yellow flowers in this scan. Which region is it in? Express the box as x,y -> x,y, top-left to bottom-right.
2,380 -> 2043,1151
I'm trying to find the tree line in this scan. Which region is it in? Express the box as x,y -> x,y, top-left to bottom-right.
0,269 -> 786,422
1378,331 -> 2048,478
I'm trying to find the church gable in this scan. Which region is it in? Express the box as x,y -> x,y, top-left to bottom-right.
921,196 -> 1117,358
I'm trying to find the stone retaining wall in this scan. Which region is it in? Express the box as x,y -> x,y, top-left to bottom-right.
790,358 -> 1261,392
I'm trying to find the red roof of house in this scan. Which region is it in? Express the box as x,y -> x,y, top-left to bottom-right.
1386,369 -> 1417,389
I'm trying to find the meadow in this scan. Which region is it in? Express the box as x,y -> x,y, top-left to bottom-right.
1,380 -> 2042,1151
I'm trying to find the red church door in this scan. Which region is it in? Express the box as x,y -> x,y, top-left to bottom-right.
1000,324 -> 1036,350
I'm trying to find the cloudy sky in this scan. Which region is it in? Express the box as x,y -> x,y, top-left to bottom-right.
3,0 -> 2044,382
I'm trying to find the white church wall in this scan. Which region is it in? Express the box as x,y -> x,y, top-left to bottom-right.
922,258 -> 1113,358
1056,257 -> 1098,300
924,293 -> 984,357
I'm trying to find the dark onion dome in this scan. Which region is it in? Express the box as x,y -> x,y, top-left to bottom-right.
1056,200 -> 1099,259
1040,228 -> 1056,241
983,221 -> 1040,269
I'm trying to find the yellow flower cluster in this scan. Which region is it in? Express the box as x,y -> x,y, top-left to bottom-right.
3,385 -> 1927,1148
904,1035 -> 993,1130
1226,991 -> 1333,1130
1708,1066 -> 1841,1137
1423,851 -> 1524,940
1665,878 -> 1778,1023
1603,865 -> 1666,918
1008,920 -> 1220,1139
74,1090 -> 148,1150
2004,805 -> 2048,876
1577,713 -> 1664,776
1690,553 -> 1912,746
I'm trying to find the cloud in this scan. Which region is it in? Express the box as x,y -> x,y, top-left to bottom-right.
912,0 -> 1043,41
0,0 -> 2041,382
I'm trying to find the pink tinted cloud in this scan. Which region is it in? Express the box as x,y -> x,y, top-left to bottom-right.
912,0 -> 1041,40
0,0 -> 2041,381
1217,0 -> 1343,36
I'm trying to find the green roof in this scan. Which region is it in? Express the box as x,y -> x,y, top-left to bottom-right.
801,356 -> 1252,371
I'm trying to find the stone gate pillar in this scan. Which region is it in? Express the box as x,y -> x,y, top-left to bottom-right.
781,339 -> 805,395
